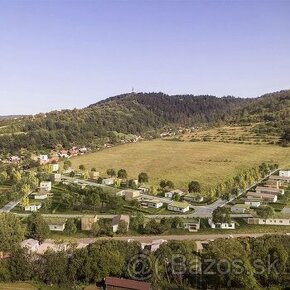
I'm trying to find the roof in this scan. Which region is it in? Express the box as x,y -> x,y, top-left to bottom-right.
247,191 -> 276,199
231,204 -> 250,208
112,215 -> 130,226
169,201 -> 190,209
45,218 -> 67,225
171,189 -> 184,195
244,198 -> 262,202
21,239 -> 39,248
142,198 -> 162,204
183,218 -> 200,224
256,186 -> 282,192
105,277 -> 151,290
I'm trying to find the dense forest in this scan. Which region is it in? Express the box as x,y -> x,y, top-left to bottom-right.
0,90 -> 289,153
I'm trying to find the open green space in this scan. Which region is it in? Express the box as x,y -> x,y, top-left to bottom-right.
71,140 -> 290,190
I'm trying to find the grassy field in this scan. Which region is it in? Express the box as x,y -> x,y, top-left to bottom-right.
71,140 -> 290,191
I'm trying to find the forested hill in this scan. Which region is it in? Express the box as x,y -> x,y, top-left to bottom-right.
230,90 -> 290,140
0,90 -> 289,153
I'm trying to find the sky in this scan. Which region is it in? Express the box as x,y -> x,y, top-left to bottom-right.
0,0 -> 290,115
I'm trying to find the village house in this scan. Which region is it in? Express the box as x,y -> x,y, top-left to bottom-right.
25,203 -> 42,212
89,171 -> 100,179
141,239 -> 167,252
81,215 -> 98,231
141,199 -> 163,209
269,175 -> 290,183
167,201 -> 190,213
182,219 -> 200,232
105,277 -> 151,290
247,191 -> 277,203
164,189 -> 184,199
112,215 -> 130,233
102,178 -> 115,186
50,163 -> 59,172
183,193 -> 204,203
231,204 -> 250,214
68,147 -> 79,157
51,173 -> 62,182
58,150 -> 69,158
208,218 -> 235,229
32,192 -> 48,200
247,217 -> 290,226
40,181 -> 52,192
279,170 -> 290,178
47,219 -> 67,232
256,186 -> 284,195
10,155 -> 21,163
244,199 -> 261,208
264,180 -> 281,189
138,186 -> 150,193
20,239 -> 40,253
79,147 -> 88,153
38,154 -> 48,164
124,189 -> 140,201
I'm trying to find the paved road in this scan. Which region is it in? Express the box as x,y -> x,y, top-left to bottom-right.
45,232 -> 271,246
0,191 -> 33,213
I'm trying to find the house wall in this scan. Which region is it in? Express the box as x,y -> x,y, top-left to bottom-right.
168,205 -> 189,213
279,170 -> 290,178
245,201 -> 261,208
49,224 -> 65,231
231,207 -> 246,214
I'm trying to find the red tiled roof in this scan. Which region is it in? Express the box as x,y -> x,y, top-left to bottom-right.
105,277 -> 151,290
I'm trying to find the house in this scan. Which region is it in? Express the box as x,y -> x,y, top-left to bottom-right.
112,215 -> 130,233
208,218 -> 235,229
264,180 -> 281,189
269,175 -> 290,183
25,203 -> 42,212
79,147 -> 88,153
138,186 -> 150,193
89,171 -> 100,180
40,181 -> 52,192
183,193 -> 204,203
39,155 -> 48,164
164,189 -> 184,199
247,191 -> 277,203
51,173 -> 62,182
182,219 -> 200,232
20,239 -> 40,252
81,215 -> 98,231
50,163 -> 59,172
47,219 -> 67,231
167,201 -> 190,213
32,192 -> 48,200
279,170 -> 290,178
10,155 -> 21,163
124,189 -> 140,201
247,217 -> 290,226
231,204 -> 250,214
256,186 -> 284,195
142,239 -> 167,252
105,277 -> 151,290
244,199 -> 261,208
58,150 -> 69,158
141,199 -> 163,209
102,178 -> 115,186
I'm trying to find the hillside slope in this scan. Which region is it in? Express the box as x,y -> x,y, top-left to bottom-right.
0,90 -> 289,153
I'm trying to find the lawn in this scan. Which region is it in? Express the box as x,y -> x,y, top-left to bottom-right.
71,140 -> 290,191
